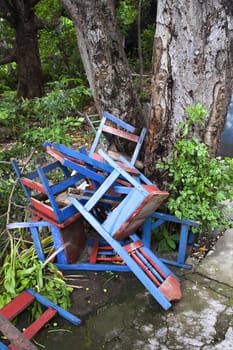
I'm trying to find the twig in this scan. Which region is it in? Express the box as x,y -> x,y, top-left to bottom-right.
131,73 -> 152,77
6,147 -> 37,234
10,201 -> 28,209
64,274 -> 85,278
0,212 -> 7,219
0,160 -> 11,165
42,242 -> 70,268
66,284 -> 84,289
32,338 -> 45,348
65,278 -> 88,282
47,329 -> 72,334
78,111 -> 98,134
64,274 -> 86,279
103,274 -> 119,286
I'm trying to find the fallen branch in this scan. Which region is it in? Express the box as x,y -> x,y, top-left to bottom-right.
0,160 -> 11,165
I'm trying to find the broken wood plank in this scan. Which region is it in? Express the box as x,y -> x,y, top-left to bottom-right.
0,312 -> 37,350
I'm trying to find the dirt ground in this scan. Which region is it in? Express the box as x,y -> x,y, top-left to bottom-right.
67,270 -> 137,318
64,225 -> 220,320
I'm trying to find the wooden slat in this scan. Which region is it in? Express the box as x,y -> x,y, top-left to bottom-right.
21,178 -> 46,194
102,125 -> 139,142
46,142 -> 113,174
103,111 -> 135,132
0,291 -> 34,320
90,243 -> 123,263
89,241 -> 99,263
22,308 -> 57,340
28,206 -> 81,228
8,308 -> 57,350
30,198 -> 57,221
0,313 -> 37,350
26,289 -> 81,325
0,288 -> 81,350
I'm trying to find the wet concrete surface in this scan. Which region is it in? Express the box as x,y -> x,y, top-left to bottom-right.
35,229 -> 233,349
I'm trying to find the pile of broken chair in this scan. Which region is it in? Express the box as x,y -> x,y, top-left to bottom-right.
1,112 -> 198,349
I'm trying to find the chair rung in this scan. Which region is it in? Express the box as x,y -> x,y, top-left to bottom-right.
0,291 -> 34,320
21,177 -> 46,194
8,308 -> 57,350
0,289 -> 80,350
89,242 -> 123,264
102,125 -> 139,142
23,308 -> 57,340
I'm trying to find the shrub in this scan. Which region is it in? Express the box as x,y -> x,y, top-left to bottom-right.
156,103 -> 233,233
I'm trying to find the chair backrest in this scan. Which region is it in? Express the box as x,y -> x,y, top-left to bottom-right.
89,111 -> 147,168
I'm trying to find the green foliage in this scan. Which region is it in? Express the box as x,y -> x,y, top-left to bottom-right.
127,23 -> 155,75
141,24 -> 155,71
117,0 -> 138,34
0,17 -> 18,89
0,0 -> 85,89
37,0 -> 85,80
35,0 -> 62,19
0,78 -> 90,149
0,144 -> 27,222
152,226 -> 180,252
178,103 -> 207,137
117,0 -> 155,74
0,91 -> 19,130
0,237 -> 73,319
20,78 -> 90,120
156,104 -> 233,233
0,176 -> 15,215
39,17 -> 85,81
0,78 -> 90,230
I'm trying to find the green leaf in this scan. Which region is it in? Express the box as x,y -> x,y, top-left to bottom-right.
4,267 -> 16,295
166,236 -> 176,250
158,239 -> 170,252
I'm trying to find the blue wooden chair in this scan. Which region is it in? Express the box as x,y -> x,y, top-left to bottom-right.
11,160 -> 86,263
89,111 -> 147,169
142,212 -> 199,269
66,151 -> 183,310
44,141 -> 150,187
11,159 -> 84,224
7,220 -> 130,273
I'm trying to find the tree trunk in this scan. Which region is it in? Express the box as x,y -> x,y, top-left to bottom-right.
14,2 -> 43,99
145,0 -> 233,178
16,21 -> 43,99
60,0 -> 144,128
0,0 -> 43,99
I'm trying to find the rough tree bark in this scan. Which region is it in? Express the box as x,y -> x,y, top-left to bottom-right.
60,0 -> 144,128
15,12 -> 43,99
145,0 -> 233,177
0,0 -> 43,98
